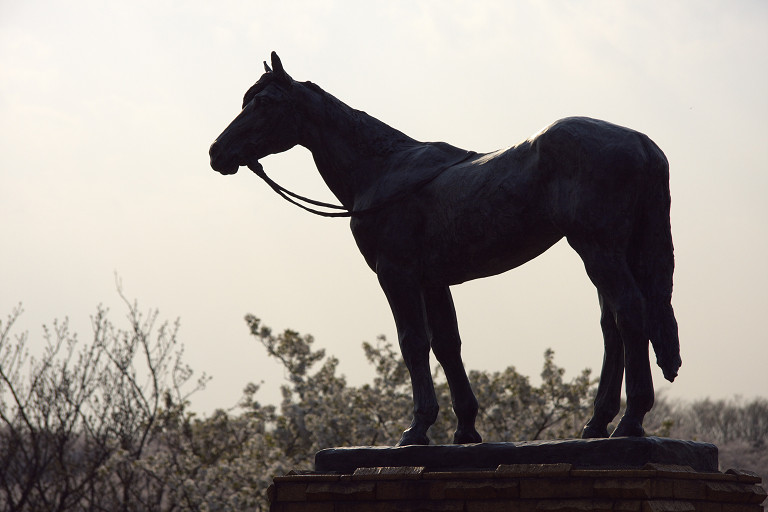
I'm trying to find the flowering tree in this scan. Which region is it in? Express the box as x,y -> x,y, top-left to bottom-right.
5,300 -> 763,512
0,293 -> 208,512
114,314 -> 597,511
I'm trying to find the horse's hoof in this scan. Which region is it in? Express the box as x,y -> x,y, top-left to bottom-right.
610,417 -> 645,438
581,424 -> 609,439
396,430 -> 430,446
453,428 -> 482,444
657,354 -> 681,383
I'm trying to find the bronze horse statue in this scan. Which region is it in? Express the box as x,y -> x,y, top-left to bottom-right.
209,52 -> 681,446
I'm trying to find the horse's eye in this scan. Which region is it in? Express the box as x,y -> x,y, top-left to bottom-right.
250,96 -> 273,109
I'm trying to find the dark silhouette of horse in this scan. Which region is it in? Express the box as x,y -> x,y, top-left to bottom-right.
209,52 -> 681,446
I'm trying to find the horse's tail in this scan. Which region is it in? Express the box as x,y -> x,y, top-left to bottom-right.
631,137 -> 681,383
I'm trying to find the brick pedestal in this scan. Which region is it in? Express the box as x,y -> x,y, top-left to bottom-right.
268,463 -> 766,511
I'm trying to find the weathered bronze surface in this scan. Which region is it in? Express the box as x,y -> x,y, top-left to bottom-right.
210,52 -> 681,446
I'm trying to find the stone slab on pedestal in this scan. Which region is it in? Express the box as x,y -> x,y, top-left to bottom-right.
315,437 -> 719,474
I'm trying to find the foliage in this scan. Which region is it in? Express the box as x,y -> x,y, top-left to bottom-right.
660,395 -> 768,482
2,303 -> 767,511
0,293 -> 208,512
241,315 -> 597,452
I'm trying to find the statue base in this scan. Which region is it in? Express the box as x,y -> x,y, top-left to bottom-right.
267,439 -> 767,511
269,463 -> 766,511
316,437 -> 719,473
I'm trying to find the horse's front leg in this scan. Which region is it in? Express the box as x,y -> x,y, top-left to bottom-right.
423,286 -> 482,444
377,265 -> 437,446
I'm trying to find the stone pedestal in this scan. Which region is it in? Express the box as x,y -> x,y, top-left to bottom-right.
269,464 -> 765,511
268,439 -> 766,511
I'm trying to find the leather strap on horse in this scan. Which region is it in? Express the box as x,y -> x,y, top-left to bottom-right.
251,165 -> 353,217
252,151 -> 477,218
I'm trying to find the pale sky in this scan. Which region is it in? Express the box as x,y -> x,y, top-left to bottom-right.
1,1 -> 766,414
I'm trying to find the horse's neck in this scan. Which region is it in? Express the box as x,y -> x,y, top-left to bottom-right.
296,83 -> 417,208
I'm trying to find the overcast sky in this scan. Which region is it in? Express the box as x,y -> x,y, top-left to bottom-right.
1,1 -> 766,415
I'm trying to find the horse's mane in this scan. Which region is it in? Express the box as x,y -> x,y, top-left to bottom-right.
300,80 -> 418,158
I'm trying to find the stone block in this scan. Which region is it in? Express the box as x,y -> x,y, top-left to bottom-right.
443,479 -> 499,500
274,482 -> 309,502
697,502 -> 723,512
651,478 -> 675,499
571,468 -> 657,479
519,477 -> 593,499
353,466 -> 425,480
593,477 -> 652,499
724,469 -> 762,484
496,462 -> 572,477
613,500 -> 644,511
465,500 -> 538,512
334,500 -> 465,512
705,482 -> 763,504
535,499 -> 614,511
422,470 -> 497,480
643,464 -> 723,481
720,505 -> 765,512
274,473 -> 341,483
304,480 -> 376,501
375,480 -> 433,501
269,502 -> 334,512
672,478 -> 706,500
641,500 -> 696,511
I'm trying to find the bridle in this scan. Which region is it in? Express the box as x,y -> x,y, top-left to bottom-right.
250,164 -> 353,218
251,151 -> 477,218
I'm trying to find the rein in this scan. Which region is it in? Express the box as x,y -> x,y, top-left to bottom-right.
251,151 -> 477,218
250,165 -> 351,217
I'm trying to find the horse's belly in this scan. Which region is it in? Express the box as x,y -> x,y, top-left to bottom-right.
424,219 -> 563,285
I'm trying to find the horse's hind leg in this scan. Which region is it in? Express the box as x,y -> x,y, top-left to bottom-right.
423,286 -> 482,444
582,293 -> 624,438
569,239 -> 654,437
377,267 -> 438,446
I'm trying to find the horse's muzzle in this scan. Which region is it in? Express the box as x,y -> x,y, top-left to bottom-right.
209,141 -> 239,175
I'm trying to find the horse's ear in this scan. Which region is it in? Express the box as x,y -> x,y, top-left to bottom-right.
264,61 -> 272,73
271,51 -> 291,85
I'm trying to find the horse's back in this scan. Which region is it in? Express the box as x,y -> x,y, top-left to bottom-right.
352,117 -> 669,285
425,116 -> 666,220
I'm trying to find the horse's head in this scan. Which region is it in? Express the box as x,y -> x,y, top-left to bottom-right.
209,52 -> 300,175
